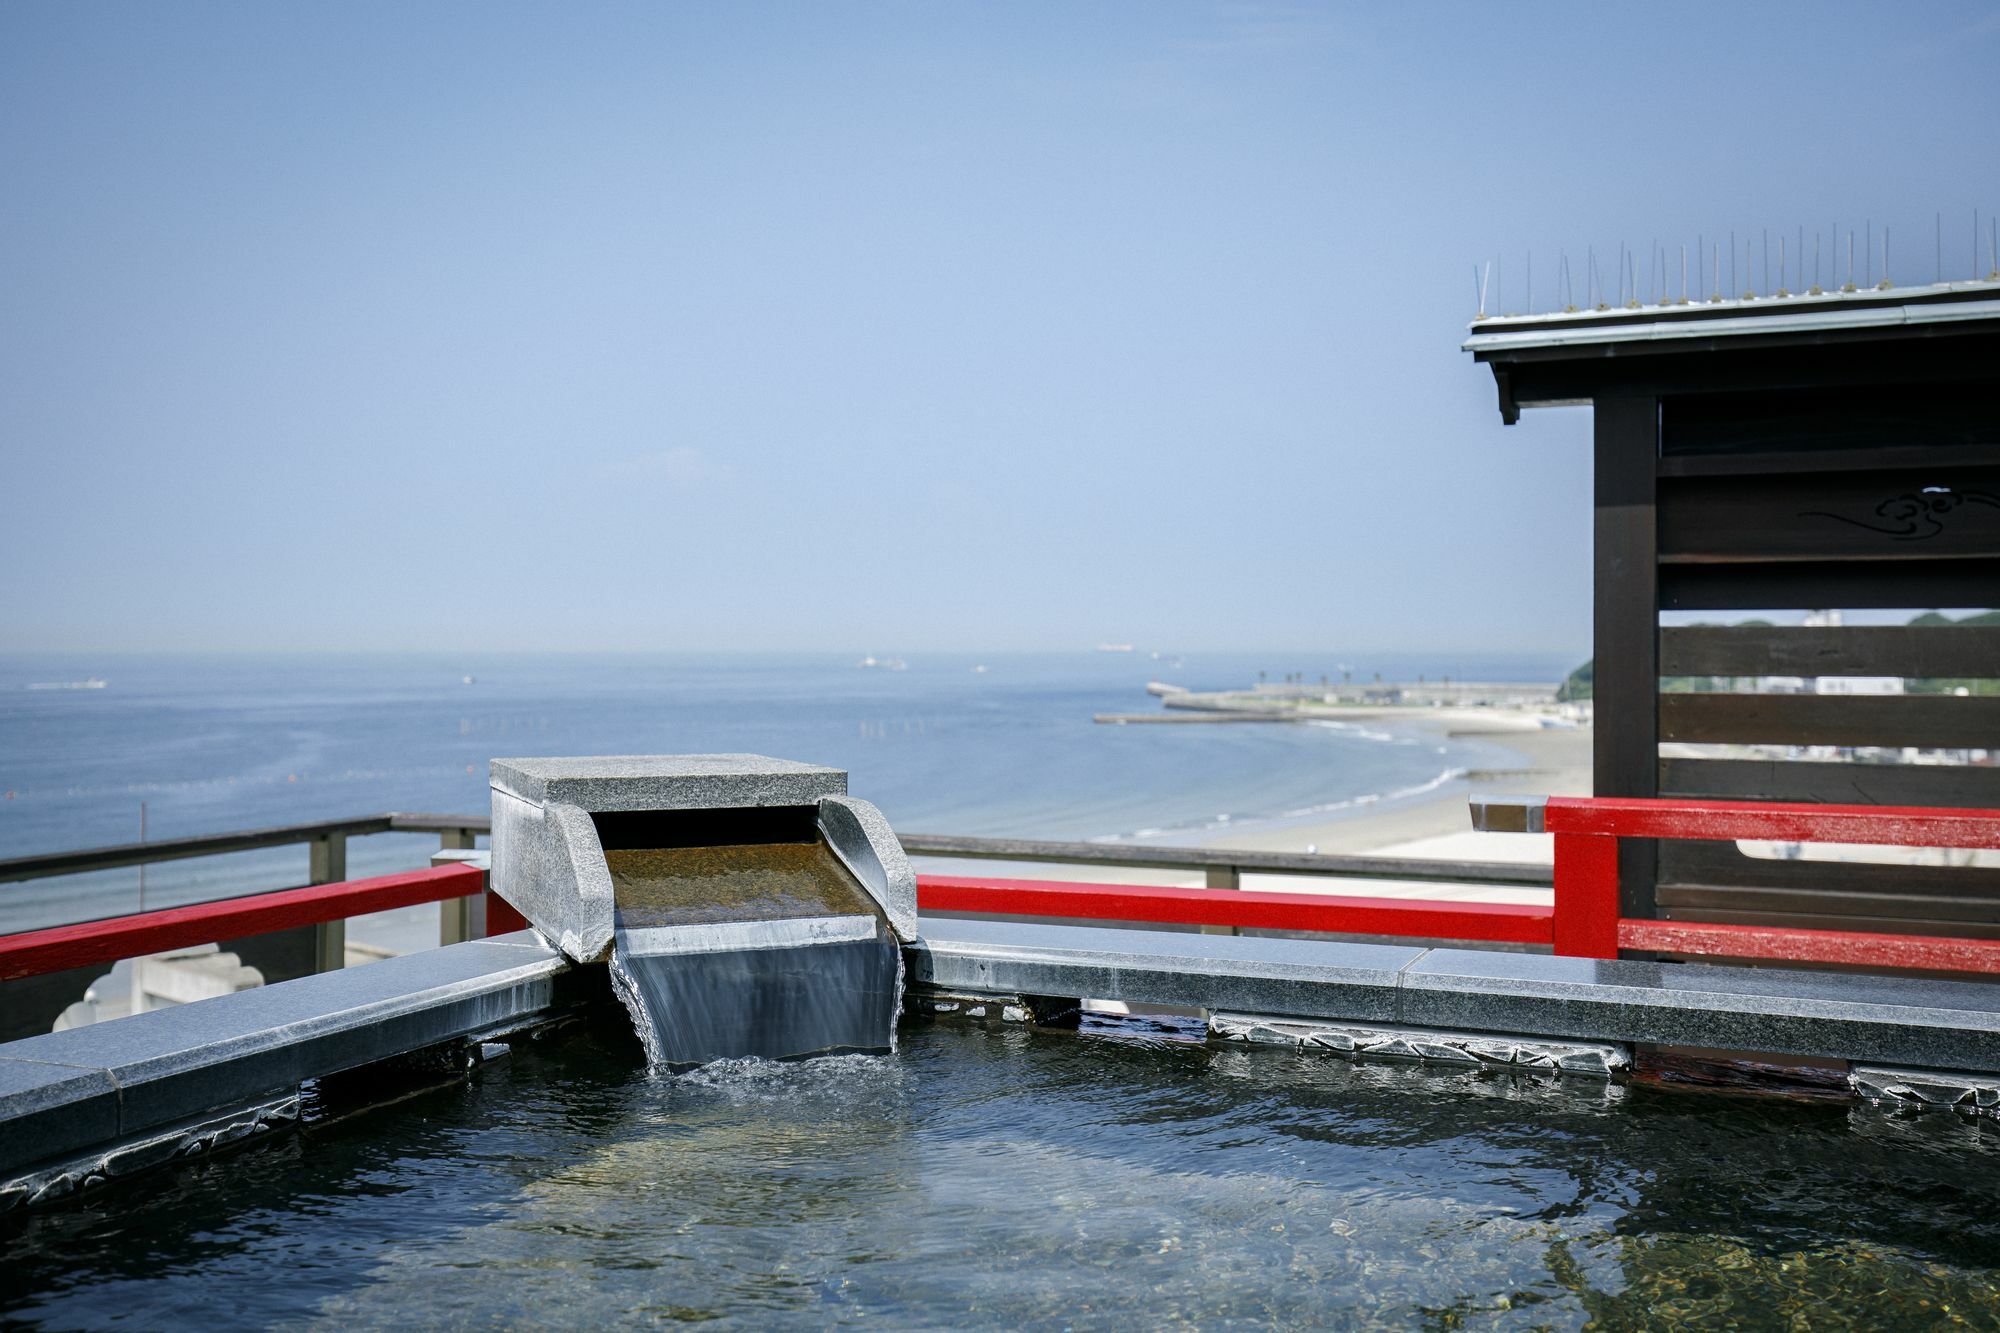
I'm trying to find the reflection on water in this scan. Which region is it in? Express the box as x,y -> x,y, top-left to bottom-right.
8,1016 -> 2000,1328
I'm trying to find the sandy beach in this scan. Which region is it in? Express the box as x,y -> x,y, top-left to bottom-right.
910,716 -> 1590,911
1204,718 -> 1591,862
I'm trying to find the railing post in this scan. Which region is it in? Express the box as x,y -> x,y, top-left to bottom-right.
1552,833 -> 1620,959
1200,864 -> 1242,937
433,846 -> 487,946
309,833 -> 347,972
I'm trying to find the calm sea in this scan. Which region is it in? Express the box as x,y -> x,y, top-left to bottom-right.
0,651 -> 1567,931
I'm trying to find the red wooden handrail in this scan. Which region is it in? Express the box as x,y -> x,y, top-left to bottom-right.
0,863 -> 487,982
917,874 -> 1552,944
1540,794 -> 2000,972
1544,795 -> 2000,849
13,794 -> 1995,988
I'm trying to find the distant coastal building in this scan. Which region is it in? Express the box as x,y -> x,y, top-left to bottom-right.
1465,273 -> 2000,943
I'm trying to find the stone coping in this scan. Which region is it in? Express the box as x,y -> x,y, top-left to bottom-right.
907,918 -> 2000,1075
491,754 -> 845,812
16,919 -> 2000,1198
0,932 -> 568,1179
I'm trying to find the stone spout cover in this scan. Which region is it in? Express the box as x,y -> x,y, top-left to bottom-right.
489,754 -> 917,963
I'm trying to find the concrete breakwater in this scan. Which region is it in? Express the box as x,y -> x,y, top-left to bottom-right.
1098,678 -> 1571,727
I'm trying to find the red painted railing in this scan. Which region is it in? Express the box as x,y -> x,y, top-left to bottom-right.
0,864 -> 490,982
916,874 -> 1551,944
6,796 -> 1997,986
1542,795 -> 2000,972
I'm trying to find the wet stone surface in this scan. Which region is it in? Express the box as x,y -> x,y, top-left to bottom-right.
607,842 -> 878,929
10,1013 -> 2000,1328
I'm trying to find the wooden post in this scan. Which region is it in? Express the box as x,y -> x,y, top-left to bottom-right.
1200,864 -> 1242,937
1552,833 -> 1621,958
1592,393 -> 1660,923
435,828 -> 484,946
309,833 -> 347,972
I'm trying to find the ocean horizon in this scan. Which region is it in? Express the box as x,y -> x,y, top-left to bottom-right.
0,649 -> 1573,932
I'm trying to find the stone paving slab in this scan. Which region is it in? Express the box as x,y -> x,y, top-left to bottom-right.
0,932 -> 567,1177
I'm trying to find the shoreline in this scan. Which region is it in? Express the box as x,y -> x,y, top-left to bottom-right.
1191,722 -> 1591,863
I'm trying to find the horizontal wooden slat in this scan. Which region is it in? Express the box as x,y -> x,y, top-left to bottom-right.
1660,624 -> 2000,678
1658,691 -> 2000,747
1660,883 -> 2000,926
1626,916 -> 2000,968
1658,444 -> 2000,478
1660,381 -> 2000,456
1659,838 -> 2000,895
1658,468 -> 2000,563
1661,558 -> 2000,610
1659,757 -> 2000,808
1652,905 -> 2000,943
1496,326 -> 2000,413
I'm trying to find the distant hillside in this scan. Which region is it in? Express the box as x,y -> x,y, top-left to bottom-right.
1910,610 -> 2000,627
1557,659 -> 1592,702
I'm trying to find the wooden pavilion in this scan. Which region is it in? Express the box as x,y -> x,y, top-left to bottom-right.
1465,278 -> 2000,939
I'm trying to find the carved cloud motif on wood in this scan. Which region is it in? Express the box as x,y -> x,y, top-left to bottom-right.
1801,484 -> 2000,542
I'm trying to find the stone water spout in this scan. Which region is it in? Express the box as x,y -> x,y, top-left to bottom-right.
489,755 -> 916,1066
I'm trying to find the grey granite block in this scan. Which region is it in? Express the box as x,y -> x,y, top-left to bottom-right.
0,1057 -> 122,1179
491,787 -> 616,962
491,755 -> 910,959
819,794 -> 917,942
1400,949 -> 2000,1072
491,754 -> 845,812
0,934 -> 567,1172
909,918 -> 1421,1023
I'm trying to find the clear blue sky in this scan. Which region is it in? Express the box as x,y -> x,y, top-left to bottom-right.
4,3 -> 1995,657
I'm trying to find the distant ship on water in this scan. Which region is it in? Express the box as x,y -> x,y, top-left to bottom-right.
26,678 -> 107,691
857,655 -> 908,670
1096,643 -> 1135,653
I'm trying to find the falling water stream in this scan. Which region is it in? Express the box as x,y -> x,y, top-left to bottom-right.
603,841 -> 903,1067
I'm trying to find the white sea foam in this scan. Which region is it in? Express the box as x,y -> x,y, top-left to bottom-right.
1101,766 -> 1470,843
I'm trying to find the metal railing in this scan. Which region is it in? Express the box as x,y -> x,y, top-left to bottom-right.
0,813 -> 490,978
896,832 -> 1551,892
14,799 -> 2000,983
0,863 -> 489,983
0,814 -> 1548,968
0,816 -> 1549,899
0,813 -> 486,885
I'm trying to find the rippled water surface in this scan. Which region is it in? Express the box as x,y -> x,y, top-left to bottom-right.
10,1018 -> 2000,1329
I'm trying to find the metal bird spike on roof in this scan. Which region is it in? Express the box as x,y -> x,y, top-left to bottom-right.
1473,209 -> 2000,325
